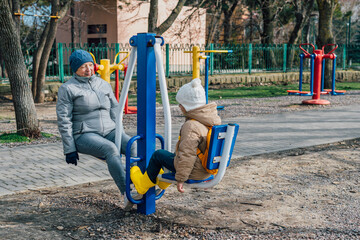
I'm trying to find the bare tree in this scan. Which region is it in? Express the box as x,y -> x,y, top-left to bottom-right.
222,0 -> 239,44
32,0 -> 71,103
287,0 -> 315,68
148,0 -> 187,34
206,1 -> 223,44
287,0 -> 315,45
0,0 -> 40,137
316,0 -> 337,89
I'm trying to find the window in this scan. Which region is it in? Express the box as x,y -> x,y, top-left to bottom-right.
88,38 -> 107,46
88,24 -> 107,34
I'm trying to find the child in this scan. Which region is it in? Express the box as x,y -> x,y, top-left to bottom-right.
130,78 -> 221,193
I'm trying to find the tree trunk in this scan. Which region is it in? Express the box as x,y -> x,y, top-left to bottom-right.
35,2 -> 58,103
260,0 -> 276,69
206,5 -> 222,44
260,0 -> 274,45
12,0 -> 21,35
33,0 -> 71,103
222,0 -> 238,44
148,0 -> 186,35
287,0 -> 315,69
71,2 -> 75,44
316,0 -> 336,89
148,0 -> 158,33
0,1 -> 40,137
31,23 -> 50,98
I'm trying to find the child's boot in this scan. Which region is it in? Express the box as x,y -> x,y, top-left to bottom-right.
157,168 -> 172,190
130,166 -> 157,195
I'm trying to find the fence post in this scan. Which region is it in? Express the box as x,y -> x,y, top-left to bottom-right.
166,44 -> 170,78
248,43 -> 252,74
283,44 -> 287,72
58,43 -> 64,83
115,43 -> 120,62
210,43 -> 214,75
343,44 -> 346,70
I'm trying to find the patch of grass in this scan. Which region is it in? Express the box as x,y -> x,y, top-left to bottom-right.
0,132 -> 55,143
336,82 -> 360,90
41,132 -> 53,138
0,133 -> 30,143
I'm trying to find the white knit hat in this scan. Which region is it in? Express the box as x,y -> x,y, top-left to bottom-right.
176,78 -> 206,112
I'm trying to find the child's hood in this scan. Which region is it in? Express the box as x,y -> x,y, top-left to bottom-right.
184,102 -> 221,127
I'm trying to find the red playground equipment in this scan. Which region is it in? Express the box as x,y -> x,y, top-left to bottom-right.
287,43 -> 345,105
115,66 -> 137,114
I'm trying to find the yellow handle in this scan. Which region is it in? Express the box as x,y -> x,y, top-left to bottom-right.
114,51 -> 130,65
89,52 -> 97,63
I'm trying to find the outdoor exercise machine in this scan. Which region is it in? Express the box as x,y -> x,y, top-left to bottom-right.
115,33 -> 239,215
90,52 -> 137,113
184,46 -> 232,109
287,43 -> 345,105
122,66 -> 137,114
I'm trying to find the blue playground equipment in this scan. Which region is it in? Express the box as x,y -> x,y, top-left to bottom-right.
287,43 -> 345,98
159,123 -> 239,188
204,56 -> 225,110
117,33 -> 239,215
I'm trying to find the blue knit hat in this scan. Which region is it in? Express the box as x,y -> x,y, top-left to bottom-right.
69,50 -> 94,72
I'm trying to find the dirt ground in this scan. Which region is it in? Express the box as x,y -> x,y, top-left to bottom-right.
1,95 -> 360,239
1,139 -> 360,239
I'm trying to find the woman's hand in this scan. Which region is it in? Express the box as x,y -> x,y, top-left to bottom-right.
66,151 -> 79,166
177,182 -> 185,193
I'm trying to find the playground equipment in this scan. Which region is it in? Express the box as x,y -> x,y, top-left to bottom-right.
159,123 -> 239,188
287,43 -> 345,105
122,66 -> 137,114
115,33 -> 238,215
89,51 -> 128,83
14,11 -> 60,20
90,51 -> 137,113
184,46 -> 232,109
114,33 -> 172,215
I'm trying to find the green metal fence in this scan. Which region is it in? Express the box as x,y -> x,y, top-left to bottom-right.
0,43 -> 359,83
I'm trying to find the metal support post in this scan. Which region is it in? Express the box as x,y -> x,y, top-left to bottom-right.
130,33 -> 157,215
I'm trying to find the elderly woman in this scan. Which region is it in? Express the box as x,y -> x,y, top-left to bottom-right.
56,49 -> 136,203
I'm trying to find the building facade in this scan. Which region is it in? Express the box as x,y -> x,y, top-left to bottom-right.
56,0 -> 206,46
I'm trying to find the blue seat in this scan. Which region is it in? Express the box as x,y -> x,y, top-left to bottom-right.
159,123 -> 239,188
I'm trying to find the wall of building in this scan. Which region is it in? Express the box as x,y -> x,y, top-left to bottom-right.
56,0 -> 117,45
115,0 -> 207,44
56,0 -> 206,47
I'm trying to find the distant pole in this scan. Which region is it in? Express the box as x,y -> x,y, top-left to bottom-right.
248,44 -> 252,74
58,43 -> 64,83
348,16 -> 351,45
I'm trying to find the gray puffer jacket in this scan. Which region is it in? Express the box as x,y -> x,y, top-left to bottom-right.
56,74 -> 119,154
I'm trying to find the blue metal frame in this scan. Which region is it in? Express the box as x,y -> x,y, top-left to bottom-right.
125,33 -> 167,214
126,33 -> 166,215
330,55 -> 344,95
298,53 -> 304,92
288,53 -> 313,96
204,55 -> 224,110
321,58 -> 325,92
309,54 -> 315,95
205,56 -> 209,104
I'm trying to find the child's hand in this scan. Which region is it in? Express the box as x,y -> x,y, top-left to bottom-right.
177,182 -> 184,193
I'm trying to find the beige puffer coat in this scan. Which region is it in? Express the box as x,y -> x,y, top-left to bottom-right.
174,102 -> 221,182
